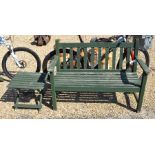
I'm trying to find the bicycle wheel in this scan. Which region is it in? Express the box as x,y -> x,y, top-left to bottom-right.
2,47 -> 41,79
42,50 -> 56,73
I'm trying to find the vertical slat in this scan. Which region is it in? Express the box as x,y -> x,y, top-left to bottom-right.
119,47 -> 123,69
55,40 -> 60,70
70,48 -> 73,69
126,47 -> 131,70
133,38 -> 139,72
98,47 -> 101,69
91,47 -> 94,69
105,48 -> 109,69
84,47 -> 87,69
56,48 -> 60,70
77,47 -> 81,69
63,48 -> 67,69
112,48 -> 116,69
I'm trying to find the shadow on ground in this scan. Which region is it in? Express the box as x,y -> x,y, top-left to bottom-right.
0,85 -> 136,112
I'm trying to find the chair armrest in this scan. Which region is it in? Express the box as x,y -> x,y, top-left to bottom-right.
135,57 -> 150,75
47,55 -> 58,72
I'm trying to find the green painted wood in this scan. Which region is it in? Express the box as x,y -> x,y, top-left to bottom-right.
84,48 -> 87,69
56,40 -> 60,70
91,47 -> 94,69
57,42 -> 134,48
98,47 -> 101,69
8,72 -> 46,90
105,48 -> 109,69
70,48 -> 73,69
55,86 -> 140,92
63,48 -> 67,69
58,69 -> 135,73
119,47 -> 123,69
77,48 -> 81,69
112,48 -> 116,69
135,57 -> 150,74
50,72 -> 57,110
136,73 -> 148,112
14,104 -> 42,109
126,47 -> 131,70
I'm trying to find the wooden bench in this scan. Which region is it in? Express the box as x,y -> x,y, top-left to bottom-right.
8,72 -> 48,111
49,39 -> 149,112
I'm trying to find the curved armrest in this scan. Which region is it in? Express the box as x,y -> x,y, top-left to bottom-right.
47,56 -> 58,72
135,57 -> 150,75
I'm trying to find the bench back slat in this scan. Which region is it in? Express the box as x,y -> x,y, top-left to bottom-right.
70,48 -> 73,69
105,48 -> 109,69
77,48 -> 81,69
118,47 -> 123,69
91,47 -> 94,69
63,48 -> 67,69
84,47 -> 87,69
55,40 -> 138,71
126,47 -> 131,70
112,48 -> 116,69
98,47 -> 102,69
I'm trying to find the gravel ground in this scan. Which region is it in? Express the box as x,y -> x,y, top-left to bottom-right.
0,35 -> 155,119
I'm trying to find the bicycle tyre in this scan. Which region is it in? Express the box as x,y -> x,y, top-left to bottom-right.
42,50 -> 56,73
2,47 -> 41,79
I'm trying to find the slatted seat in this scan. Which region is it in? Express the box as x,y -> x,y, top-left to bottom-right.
54,71 -> 141,92
48,39 -> 149,112
8,72 -> 47,111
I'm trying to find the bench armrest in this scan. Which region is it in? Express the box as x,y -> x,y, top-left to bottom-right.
135,57 -> 150,75
47,55 -> 58,72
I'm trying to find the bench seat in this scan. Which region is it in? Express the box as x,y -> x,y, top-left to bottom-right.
54,71 -> 141,92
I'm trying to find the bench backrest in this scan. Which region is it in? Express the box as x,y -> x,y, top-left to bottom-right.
55,39 -> 139,72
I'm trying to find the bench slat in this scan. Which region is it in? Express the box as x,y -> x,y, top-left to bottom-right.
77,48 -> 81,69
112,48 -> 116,69
98,47 -> 101,69
70,48 -> 73,69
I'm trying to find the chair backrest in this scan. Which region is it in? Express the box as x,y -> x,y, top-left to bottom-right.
55,39 -> 139,72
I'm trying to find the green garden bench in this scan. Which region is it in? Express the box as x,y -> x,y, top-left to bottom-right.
49,39 -> 149,112
8,72 -> 48,111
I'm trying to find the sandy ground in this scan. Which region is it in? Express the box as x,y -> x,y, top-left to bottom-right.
0,35 -> 155,119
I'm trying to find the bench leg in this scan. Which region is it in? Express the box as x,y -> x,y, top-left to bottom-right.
50,72 -> 57,110
136,74 -> 147,113
51,91 -> 57,110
